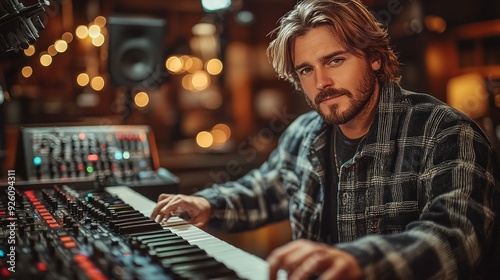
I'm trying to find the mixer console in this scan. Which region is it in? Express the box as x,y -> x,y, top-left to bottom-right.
14,125 -> 178,199
0,184 -> 241,279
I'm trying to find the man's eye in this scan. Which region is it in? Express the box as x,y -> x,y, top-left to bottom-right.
299,68 -> 312,75
329,58 -> 344,65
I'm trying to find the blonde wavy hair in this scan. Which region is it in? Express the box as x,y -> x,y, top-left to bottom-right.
267,0 -> 401,91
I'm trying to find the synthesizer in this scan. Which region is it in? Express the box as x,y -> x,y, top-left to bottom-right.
0,184 -> 246,279
105,186 -> 288,280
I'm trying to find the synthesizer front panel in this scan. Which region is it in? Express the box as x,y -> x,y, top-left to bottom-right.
14,125 -> 179,199
0,184 -> 241,280
18,125 -> 158,183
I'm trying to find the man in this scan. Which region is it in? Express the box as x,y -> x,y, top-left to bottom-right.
151,0 -> 500,279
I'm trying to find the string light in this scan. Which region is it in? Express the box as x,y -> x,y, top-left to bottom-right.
134,91 -> 150,107
62,32 -> 73,43
54,40 -> 68,53
196,131 -> 213,148
77,73 -> 90,87
21,66 -> 33,78
166,56 -> 183,73
206,58 -> 223,75
47,45 -> 57,56
88,25 -> 101,38
76,25 -> 89,39
191,70 -> 209,91
90,76 -> 105,91
94,16 -> 107,27
24,45 -> 35,56
92,34 -> 105,47
40,53 -> 52,66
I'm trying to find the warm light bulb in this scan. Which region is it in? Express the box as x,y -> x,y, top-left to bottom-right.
196,131 -> 213,148
134,91 -> 150,107
191,71 -> 209,91
206,59 -> 223,75
47,45 -> 57,56
94,16 -> 107,27
90,76 -> 105,91
181,74 -> 194,91
211,129 -> 228,145
76,25 -> 89,39
62,32 -> 73,43
77,73 -> 90,86
88,25 -> 101,38
213,123 -> 231,139
21,66 -> 33,78
54,40 -> 68,53
40,54 -> 52,66
24,45 -> 35,56
92,34 -> 105,47
166,56 -> 183,73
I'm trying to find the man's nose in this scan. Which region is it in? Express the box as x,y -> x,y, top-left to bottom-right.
315,68 -> 333,90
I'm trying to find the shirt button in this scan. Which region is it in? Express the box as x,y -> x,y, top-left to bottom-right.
342,193 -> 348,205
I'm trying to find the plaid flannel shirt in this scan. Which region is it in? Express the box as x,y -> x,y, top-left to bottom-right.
195,82 -> 500,279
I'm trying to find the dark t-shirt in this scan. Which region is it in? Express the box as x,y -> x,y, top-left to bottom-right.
321,126 -> 363,245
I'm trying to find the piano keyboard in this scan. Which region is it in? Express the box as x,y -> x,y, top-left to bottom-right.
105,186 -> 287,280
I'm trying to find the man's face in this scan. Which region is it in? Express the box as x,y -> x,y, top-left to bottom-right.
292,25 -> 381,125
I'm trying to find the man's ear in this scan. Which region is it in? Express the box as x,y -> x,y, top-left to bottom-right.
371,56 -> 381,71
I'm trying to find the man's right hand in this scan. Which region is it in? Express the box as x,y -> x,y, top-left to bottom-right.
150,194 -> 211,227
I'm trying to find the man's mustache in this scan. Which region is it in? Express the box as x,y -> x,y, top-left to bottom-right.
315,88 -> 352,105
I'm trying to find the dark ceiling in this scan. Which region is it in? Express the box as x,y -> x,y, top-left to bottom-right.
103,0 -> 500,28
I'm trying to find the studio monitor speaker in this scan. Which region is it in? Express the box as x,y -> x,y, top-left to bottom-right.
107,16 -> 166,89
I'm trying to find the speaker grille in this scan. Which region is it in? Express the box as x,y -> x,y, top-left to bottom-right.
107,16 -> 166,89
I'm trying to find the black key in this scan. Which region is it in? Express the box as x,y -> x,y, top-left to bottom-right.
146,239 -> 190,249
119,221 -> 163,234
155,247 -> 205,259
172,260 -> 238,279
134,231 -> 177,242
128,229 -> 169,237
110,216 -> 151,229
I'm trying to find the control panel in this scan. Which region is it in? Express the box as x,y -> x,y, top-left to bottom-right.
15,125 -> 178,199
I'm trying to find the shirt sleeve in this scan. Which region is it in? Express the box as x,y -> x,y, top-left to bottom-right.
193,112 -> 315,232
193,153 -> 289,231
336,122 -> 500,279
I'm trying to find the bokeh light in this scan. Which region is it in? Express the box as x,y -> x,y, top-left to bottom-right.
77,73 -> 90,86
40,54 -> 52,66
134,91 -> 150,107
76,25 -> 89,39
54,40 -> 68,53
196,131 -> 213,148
166,56 -> 183,73
206,59 -> 223,75
21,66 -> 33,78
24,45 -> 35,56
90,76 -> 105,91
88,25 -> 101,38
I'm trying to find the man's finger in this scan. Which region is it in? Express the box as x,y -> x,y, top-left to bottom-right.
267,241 -> 304,280
150,196 -> 173,220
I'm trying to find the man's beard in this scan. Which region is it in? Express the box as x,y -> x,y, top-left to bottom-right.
303,65 -> 378,125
